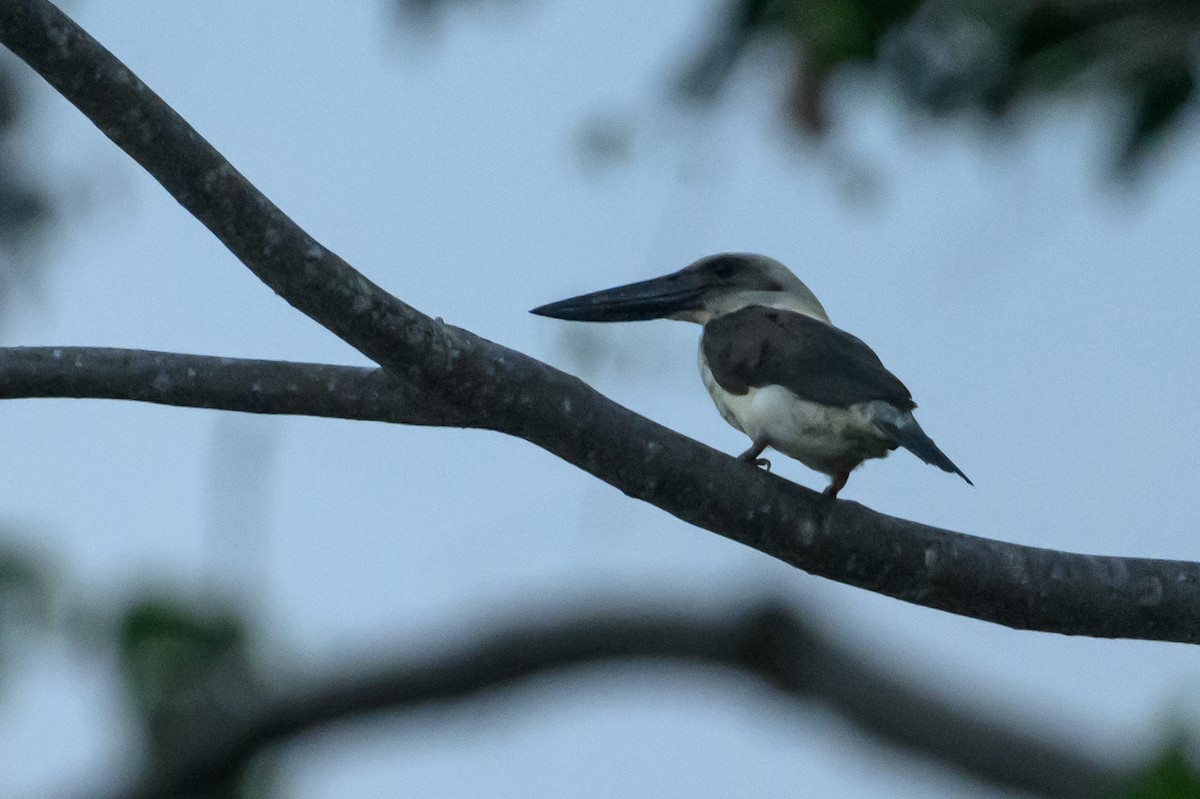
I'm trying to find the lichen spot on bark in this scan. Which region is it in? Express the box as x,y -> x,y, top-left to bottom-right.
798,517 -> 817,547
1135,575 -> 1164,607
262,224 -> 282,256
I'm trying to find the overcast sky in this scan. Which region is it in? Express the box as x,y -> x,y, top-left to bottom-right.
2,2 -> 1199,797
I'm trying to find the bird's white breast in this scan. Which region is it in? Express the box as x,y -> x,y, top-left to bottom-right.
698,347 -> 894,475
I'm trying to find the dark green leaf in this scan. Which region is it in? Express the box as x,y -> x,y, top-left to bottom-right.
1119,61 -> 1194,173
1122,741 -> 1200,799
117,595 -> 249,724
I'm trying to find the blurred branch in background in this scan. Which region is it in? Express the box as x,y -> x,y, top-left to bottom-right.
204,415 -> 281,602
391,0 -> 522,29
105,592 -> 1120,799
0,50 -> 57,322
0,537 -> 1188,799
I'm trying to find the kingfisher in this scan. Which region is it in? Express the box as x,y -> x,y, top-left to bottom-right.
531,253 -> 970,498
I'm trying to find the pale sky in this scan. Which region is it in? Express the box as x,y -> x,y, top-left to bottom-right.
2,2 -> 1199,797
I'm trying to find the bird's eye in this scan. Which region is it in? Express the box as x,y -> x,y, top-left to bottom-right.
712,259 -> 735,279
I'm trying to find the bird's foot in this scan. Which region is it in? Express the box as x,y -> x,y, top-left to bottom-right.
737,439 -> 770,470
736,452 -> 771,470
822,470 -> 850,500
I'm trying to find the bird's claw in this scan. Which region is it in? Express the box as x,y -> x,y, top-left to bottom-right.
754,458 -> 771,471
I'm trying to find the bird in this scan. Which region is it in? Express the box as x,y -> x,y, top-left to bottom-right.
530,253 -> 971,498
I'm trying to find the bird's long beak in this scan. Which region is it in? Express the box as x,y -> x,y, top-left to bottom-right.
530,268 -> 709,322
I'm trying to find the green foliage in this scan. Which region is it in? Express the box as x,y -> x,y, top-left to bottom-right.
0,543 -> 53,681
393,0 -> 1200,175
117,595 -> 248,727
116,593 -> 270,798
1124,59 -> 1195,171
679,0 -> 1198,171
0,536 -> 269,795
1122,740 -> 1200,799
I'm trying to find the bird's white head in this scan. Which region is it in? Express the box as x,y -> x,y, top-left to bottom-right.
530,252 -> 830,326
678,253 -> 830,324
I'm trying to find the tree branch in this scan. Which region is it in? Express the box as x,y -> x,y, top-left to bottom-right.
112,596 -> 1121,799
0,346 -> 466,426
2,1 -> 1200,643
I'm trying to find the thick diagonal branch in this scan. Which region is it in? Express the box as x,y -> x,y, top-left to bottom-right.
114,596 -> 1120,799
2,1 -> 1200,643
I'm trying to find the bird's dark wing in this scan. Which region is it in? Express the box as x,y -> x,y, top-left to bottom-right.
701,306 -> 916,410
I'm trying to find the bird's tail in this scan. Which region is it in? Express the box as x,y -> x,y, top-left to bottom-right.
872,408 -> 972,485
